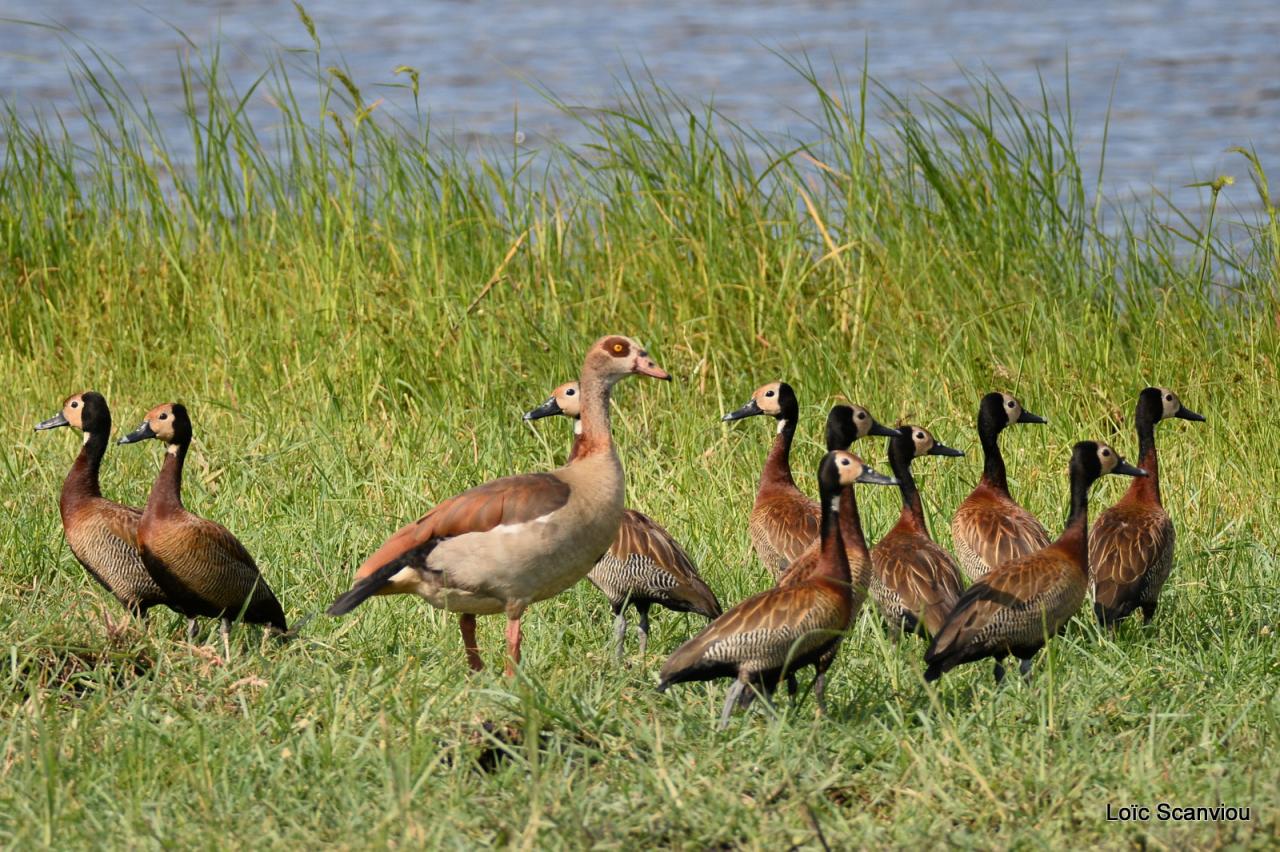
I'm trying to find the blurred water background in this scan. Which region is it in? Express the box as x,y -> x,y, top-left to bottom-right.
2,1 -> 1277,212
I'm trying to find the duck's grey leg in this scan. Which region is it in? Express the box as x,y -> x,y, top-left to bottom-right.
612,607 -> 628,662
720,679 -> 746,729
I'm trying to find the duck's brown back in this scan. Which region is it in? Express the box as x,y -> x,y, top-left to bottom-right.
140,510 -> 284,629
1089,496 -> 1174,618
660,580 -> 847,685
870,525 -> 964,635
588,509 -> 721,617
951,484 -> 1051,582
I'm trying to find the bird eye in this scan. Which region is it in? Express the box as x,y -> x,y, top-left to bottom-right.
1165,394 -> 1174,401
1101,448 -> 1111,457
159,413 -> 168,421
1007,400 -> 1015,408
765,390 -> 775,398
612,343 -> 624,353
70,401 -> 79,408
916,432 -> 925,440
840,458 -> 850,465
566,388 -> 575,396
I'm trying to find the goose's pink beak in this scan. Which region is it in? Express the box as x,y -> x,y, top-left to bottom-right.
634,354 -> 671,380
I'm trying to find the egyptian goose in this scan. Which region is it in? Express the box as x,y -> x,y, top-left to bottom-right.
869,425 -> 966,636
523,380 -> 721,659
327,336 -> 670,675
658,450 -> 896,727
951,392 -> 1050,581
119,403 -> 287,646
35,391 -> 174,619
1090,388 -> 1204,626
723,382 -> 897,577
925,442 -> 1145,683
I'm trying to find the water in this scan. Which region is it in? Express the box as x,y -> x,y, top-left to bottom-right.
2,1 -> 1277,212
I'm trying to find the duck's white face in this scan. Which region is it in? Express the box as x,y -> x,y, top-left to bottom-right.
1000,393 -> 1025,425
751,382 -> 785,416
61,393 -> 88,430
552,382 -> 582,418
34,391 -> 93,437
830,449 -> 897,488
1095,442 -> 1122,474
1156,387 -> 1181,419
121,403 -> 181,444
909,426 -> 938,458
847,405 -> 875,438
832,450 -> 866,486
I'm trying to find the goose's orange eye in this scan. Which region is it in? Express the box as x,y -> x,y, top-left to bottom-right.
612,343 -> 624,353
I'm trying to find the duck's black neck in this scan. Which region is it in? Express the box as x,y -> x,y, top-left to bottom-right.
888,440 -> 925,529
62,429 -> 109,511
1059,466 -> 1096,564
148,441 -> 189,515
73,430 -> 110,496
839,483 -> 867,555
1132,407 -> 1161,503
761,405 -> 800,490
979,421 -> 1009,494
1065,470 -> 1093,532
818,484 -> 850,584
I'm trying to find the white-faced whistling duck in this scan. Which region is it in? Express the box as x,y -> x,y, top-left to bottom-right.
658,450 -> 896,727
119,403 -> 287,648
35,391 -> 174,620
1090,388 -> 1204,626
869,425 -> 967,637
523,380 -> 722,660
326,336 -> 670,675
778,404 -> 900,590
776,405 -> 900,704
925,441 -> 1146,683
951,392 -> 1051,582
723,382 -> 898,577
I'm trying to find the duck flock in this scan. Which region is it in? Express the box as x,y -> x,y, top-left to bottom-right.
35,335 -> 1204,728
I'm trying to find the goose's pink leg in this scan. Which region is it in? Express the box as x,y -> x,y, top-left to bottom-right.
504,617 -> 522,677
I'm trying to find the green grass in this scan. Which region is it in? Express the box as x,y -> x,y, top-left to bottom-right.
1,19 -> 1278,848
